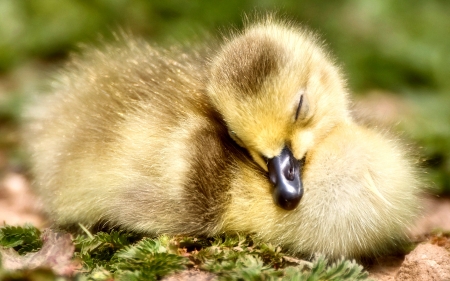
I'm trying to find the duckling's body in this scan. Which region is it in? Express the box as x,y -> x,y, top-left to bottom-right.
25,17 -> 420,259
27,41 -> 237,235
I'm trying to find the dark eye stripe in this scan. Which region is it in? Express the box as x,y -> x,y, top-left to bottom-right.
295,94 -> 304,121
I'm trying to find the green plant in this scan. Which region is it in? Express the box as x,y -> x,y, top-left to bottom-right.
0,224 -> 42,255
0,224 -> 373,281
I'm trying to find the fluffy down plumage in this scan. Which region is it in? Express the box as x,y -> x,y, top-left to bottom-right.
24,16 -> 421,259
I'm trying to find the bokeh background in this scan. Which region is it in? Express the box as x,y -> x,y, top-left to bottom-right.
0,0 -> 449,195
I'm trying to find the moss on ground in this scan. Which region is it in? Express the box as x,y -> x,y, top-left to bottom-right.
0,224 -> 372,281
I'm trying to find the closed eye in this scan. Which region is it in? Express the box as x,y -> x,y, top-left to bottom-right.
228,130 -> 245,147
294,94 -> 304,121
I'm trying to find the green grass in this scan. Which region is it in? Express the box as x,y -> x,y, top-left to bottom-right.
0,224 -> 372,281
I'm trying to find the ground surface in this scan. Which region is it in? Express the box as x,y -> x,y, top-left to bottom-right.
0,170 -> 449,280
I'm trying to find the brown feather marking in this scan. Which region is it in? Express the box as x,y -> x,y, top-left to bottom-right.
180,109 -> 257,235
215,34 -> 281,96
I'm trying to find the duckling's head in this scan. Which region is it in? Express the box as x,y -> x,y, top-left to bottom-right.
207,19 -> 351,210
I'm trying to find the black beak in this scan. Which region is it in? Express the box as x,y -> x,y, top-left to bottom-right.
267,146 -> 303,210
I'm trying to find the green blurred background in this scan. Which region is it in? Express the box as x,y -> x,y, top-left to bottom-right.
0,0 -> 449,193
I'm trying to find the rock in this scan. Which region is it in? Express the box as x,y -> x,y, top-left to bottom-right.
396,243 -> 450,281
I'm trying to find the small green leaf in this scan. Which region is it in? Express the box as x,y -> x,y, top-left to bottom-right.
0,224 -> 42,255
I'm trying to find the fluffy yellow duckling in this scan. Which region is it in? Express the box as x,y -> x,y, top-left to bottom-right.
24,16 -> 420,259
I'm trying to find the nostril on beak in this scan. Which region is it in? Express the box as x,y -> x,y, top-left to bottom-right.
286,166 -> 294,181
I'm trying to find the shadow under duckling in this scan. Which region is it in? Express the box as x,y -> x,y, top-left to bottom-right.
24,16 -> 421,259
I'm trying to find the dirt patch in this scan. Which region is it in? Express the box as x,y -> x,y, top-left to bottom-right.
368,255 -> 405,281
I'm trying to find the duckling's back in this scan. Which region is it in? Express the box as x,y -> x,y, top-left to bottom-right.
25,38 -> 250,235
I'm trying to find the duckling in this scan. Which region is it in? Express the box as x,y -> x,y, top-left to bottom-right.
24,16 -> 420,259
